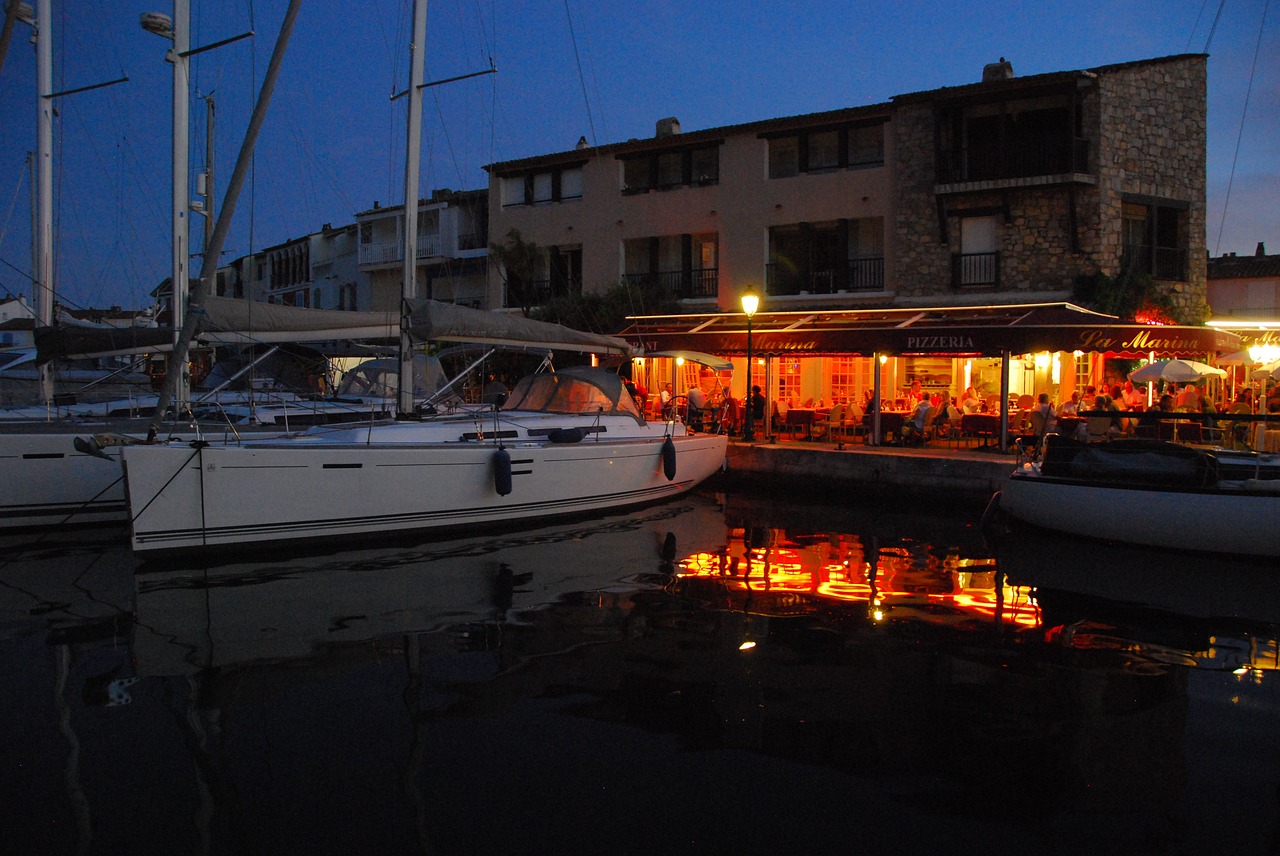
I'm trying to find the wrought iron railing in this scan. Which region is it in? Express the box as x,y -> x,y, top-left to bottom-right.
765,257 -> 884,295
951,251 -> 1000,289
939,136 -> 1089,183
620,268 -> 718,300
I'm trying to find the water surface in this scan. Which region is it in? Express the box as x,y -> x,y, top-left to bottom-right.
2,490 -> 1277,855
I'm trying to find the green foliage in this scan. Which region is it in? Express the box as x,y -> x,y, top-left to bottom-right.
531,278 -> 683,336
488,228 -> 545,317
1071,269 -> 1177,323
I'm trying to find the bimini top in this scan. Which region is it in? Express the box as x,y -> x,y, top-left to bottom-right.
623,302 -> 1241,359
501,367 -> 643,420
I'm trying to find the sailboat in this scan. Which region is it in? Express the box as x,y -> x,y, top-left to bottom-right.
118,0 -> 727,557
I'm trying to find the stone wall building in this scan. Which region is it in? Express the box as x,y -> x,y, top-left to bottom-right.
486,53 -> 1208,323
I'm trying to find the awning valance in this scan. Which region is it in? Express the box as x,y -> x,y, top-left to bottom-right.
624,303 -> 1241,359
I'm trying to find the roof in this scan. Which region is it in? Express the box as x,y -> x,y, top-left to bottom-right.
621,302 -> 1241,360
485,54 -> 1202,175
1208,252 -> 1280,280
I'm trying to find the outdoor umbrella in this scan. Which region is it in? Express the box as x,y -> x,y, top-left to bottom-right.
1128,359 -> 1227,383
1250,361 -> 1280,381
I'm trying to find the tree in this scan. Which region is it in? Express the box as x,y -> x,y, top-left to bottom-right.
488,228 -> 544,317
1072,269 -> 1178,324
532,278 -> 683,337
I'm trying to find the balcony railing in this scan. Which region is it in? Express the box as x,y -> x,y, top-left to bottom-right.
1123,243 -> 1188,282
358,234 -> 443,266
620,268 -> 718,300
952,251 -> 1000,289
503,277 -> 582,308
939,137 -> 1089,184
765,257 -> 884,296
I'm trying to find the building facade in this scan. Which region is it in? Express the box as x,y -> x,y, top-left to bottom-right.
355,189 -> 489,312
486,54 -> 1208,323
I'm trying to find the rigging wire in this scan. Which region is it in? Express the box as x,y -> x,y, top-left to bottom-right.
563,0 -> 597,146
1186,0 -> 1212,51
1203,0 -> 1229,51
1213,0 -> 1271,255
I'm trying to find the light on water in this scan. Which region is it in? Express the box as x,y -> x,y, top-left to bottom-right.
2,489 -> 1279,855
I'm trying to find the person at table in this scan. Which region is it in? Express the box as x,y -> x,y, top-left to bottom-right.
1137,393 -> 1175,433
1173,383 -> 1199,412
685,385 -> 708,429
1122,380 -> 1145,410
903,397 -> 933,445
961,387 -> 982,413
908,379 -> 924,404
1031,393 -> 1057,435
749,385 -> 766,422
1059,391 -> 1081,416
1108,385 -> 1134,433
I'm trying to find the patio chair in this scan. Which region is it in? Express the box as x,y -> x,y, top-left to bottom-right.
812,404 -> 845,441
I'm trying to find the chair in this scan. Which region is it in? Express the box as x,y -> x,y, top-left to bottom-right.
812,404 -> 845,441
1176,421 -> 1202,444
845,403 -> 866,438
1086,415 -> 1117,442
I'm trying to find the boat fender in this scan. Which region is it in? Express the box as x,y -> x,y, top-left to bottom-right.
661,436 -> 677,481
493,447 -> 513,496
547,427 -> 586,444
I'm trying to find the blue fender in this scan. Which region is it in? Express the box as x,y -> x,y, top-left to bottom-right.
493,447 -> 513,496
661,436 -> 677,481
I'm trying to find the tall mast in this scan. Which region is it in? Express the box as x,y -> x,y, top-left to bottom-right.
398,0 -> 427,417
35,0 -> 53,405
170,0 -> 191,408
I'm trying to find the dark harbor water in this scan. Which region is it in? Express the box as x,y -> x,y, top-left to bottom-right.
3,489 -> 1279,856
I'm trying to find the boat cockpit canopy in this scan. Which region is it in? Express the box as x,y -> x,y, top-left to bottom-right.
502,367 -> 643,420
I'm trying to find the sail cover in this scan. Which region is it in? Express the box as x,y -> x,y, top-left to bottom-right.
37,296 -> 633,360
403,299 -> 633,356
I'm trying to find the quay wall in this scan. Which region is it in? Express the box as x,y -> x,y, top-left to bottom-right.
718,442 -> 1014,507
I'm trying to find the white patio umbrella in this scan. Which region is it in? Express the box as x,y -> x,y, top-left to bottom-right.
1249,360 -> 1280,381
1127,359 -> 1227,383
1218,350 -> 1262,367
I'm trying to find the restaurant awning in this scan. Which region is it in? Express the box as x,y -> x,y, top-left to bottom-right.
623,303 -> 1242,359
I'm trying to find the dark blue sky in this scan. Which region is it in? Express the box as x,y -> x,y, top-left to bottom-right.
1,0 -> 1276,311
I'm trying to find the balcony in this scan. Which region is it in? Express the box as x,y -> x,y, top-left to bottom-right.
503,277 -> 582,308
951,252 -> 1000,290
1123,243 -> 1188,282
939,137 -> 1089,184
765,258 -> 884,296
620,268 -> 718,300
358,235 -> 444,266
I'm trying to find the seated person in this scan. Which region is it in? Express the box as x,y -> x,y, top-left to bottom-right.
1030,393 -> 1057,437
1137,394 -> 1175,432
901,398 -> 934,445
685,385 -> 708,429
1059,391 -> 1081,416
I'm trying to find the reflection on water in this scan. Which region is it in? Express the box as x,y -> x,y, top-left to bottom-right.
2,490 -> 1279,855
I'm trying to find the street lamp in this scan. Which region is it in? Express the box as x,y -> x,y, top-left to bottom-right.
741,285 -> 760,441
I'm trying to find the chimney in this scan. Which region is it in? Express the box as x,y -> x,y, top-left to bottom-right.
575,135 -> 589,150
982,57 -> 1014,82
1258,241 -> 1268,257
655,117 -> 681,138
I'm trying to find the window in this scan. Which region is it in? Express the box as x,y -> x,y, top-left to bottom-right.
1122,198 -> 1188,281
531,172 -> 553,204
830,356 -> 873,405
500,163 -> 586,206
560,167 -> 583,199
808,130 -> 839,171
620,144 -> 719,193
955,215 -> 999,288
768,137 -> 799,178
767,121 -> 885,178
848,123 -> 884,167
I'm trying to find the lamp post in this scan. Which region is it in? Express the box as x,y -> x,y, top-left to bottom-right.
741,286 -> 760,441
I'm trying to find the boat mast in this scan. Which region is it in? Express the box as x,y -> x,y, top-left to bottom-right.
398,0 -> 428,418
146,0 -> 300,438
170,0 -> 191,408
35,0 -> 53,406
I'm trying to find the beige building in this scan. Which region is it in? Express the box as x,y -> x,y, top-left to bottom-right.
486,54 -> 1208,323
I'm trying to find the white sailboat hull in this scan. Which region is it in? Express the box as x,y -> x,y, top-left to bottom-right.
0,431 -> 130,527
123,426 -> 727,555
1000,466 -> 1280,559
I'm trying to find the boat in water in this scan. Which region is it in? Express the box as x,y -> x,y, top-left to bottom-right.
121,365 -> 727,556
992,434 -> 1280,559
